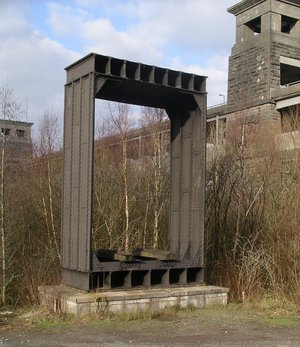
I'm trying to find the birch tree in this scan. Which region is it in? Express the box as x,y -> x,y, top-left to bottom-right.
108,103 -> 133,251
34,111 -> 62,262
140,107 -> 169,249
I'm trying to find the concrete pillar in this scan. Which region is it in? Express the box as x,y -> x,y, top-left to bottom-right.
271,12 -> 281,32
262,12 -> 271,33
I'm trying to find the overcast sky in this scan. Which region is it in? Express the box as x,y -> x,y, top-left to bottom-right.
0,0 -> 237,132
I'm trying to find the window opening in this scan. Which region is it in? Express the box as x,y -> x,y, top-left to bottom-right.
246,17 -> 261,35
1,128 -> 10,136
281,105 -> 300,133
281,15 -> 298,34
16,129 -> 25,137
218,118 -> 226,145
206,121 -> 216,145
206,118 -> 226,146
280,63 -> 300,85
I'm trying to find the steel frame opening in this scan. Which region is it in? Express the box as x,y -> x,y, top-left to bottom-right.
61,53 -> 207,291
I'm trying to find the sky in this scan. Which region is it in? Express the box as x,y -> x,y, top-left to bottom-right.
0,0 -> 237,133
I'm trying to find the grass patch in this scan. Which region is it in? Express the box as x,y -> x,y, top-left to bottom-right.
263,315 -> 300,327
24,310 -> 77,331
35,317 -> 70,331
88,309 -> 157,327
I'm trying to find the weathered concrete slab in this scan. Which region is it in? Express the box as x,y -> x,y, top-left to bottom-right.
38,285 -> 229,317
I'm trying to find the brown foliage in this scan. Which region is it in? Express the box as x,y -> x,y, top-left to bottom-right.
206,113 -> 300,303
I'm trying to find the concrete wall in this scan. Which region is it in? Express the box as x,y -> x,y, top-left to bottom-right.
227,0 -> 300,124
227,41 -> 270,111
39,285 -> 229,317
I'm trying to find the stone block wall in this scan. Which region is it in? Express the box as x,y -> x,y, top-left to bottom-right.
227,39 -> 270,111
270,38 -> 300,91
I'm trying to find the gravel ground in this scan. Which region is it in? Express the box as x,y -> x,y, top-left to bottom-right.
1,305 -> 300,347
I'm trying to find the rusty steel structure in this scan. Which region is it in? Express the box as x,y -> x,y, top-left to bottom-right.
61,53 -> 207,291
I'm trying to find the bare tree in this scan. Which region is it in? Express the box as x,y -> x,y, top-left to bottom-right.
0,82 -> 22,306
34,111 -> 62,157
140,107 -> 169,249
93,133 -> 125,250
32,111 -> 62,262
108,103 -> 134,251
92,104 -> 170,252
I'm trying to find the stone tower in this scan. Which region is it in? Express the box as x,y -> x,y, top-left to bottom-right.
226,0 -> 300,128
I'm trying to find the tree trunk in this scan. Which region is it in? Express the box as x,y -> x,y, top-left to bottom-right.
0,144 -> 5,306
47,161 -> 60,261
123,139 -> 130,251
153,133 -> 162,250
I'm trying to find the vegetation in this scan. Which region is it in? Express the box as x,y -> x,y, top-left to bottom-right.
93,105 -> 169,251
0,84 -> 300,310
206,110 -> 300,305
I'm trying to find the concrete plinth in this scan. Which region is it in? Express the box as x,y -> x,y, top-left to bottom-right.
38,285 -> 229,317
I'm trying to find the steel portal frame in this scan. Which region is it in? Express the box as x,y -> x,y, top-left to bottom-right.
61,53 -> 207,291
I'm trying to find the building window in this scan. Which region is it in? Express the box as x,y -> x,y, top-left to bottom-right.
281,15 -> 298,34
206,118 -> 226,146
206,121 -> 216,145
280,57 -> 300,86
16,129 -> 25,137
1,128 -> 10,136
246,17 -> 261,35
281,105 -> 300,133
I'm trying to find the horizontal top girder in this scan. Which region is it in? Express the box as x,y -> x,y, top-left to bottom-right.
65,53 -> 206,96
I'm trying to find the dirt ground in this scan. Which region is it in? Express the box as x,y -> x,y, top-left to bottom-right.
1,304 -> 300,347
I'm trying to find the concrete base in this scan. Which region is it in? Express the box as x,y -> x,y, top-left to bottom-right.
38,285 -> 229,317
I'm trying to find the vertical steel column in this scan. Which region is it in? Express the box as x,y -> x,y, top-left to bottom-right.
61,69 -> 95,290
190,95 -> 206,264
169,108 -> 182,257
168,94 -> 206,263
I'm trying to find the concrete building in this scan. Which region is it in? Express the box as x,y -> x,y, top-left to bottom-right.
0,119 -> 33,161
208,0 -> 300,149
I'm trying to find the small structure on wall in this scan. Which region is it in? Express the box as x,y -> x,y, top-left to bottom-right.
61,53 -> 207,292
0,119 -> 33,161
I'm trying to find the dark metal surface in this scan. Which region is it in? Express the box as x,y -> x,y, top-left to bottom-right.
61,53 -> 206,291
62,73 -> 94,276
